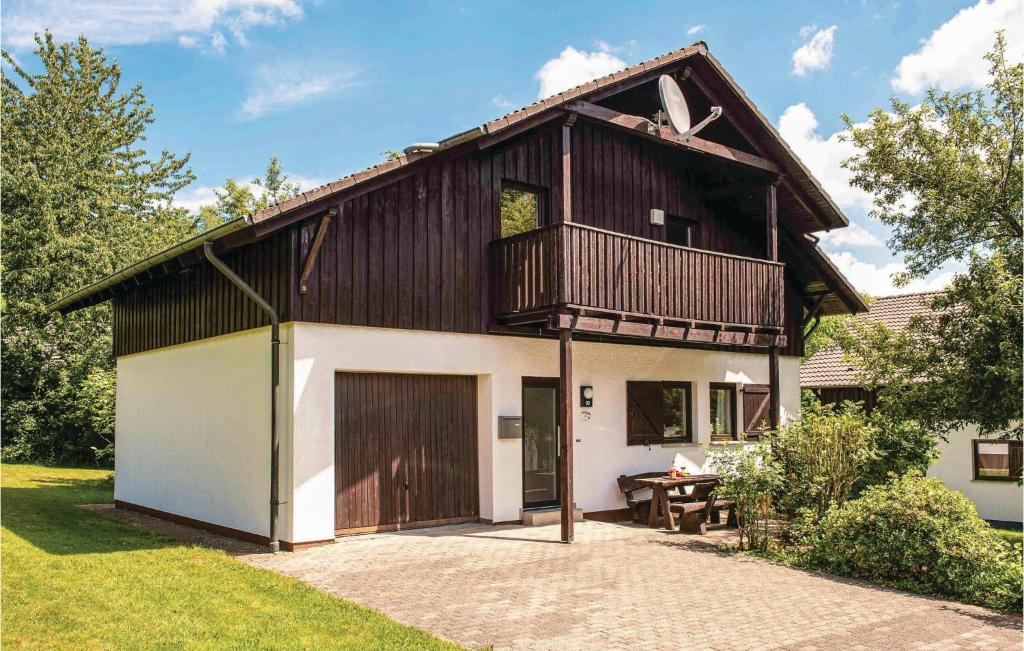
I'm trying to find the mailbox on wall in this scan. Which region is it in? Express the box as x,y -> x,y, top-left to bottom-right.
498,416 -> 522,439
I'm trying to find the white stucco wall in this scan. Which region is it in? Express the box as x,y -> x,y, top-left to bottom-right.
115,328 -> 275,537
928,425 -> 1023,524
285,322 -> 800,543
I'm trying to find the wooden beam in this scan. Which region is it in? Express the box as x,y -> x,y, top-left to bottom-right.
562,114 -> 576,221
766,182 -> 778,261
566,101 -> 780,175
298,209 -> 336,294
558,327 -> 574,544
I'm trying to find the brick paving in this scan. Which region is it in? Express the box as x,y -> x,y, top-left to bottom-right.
98,507 -> 1022,650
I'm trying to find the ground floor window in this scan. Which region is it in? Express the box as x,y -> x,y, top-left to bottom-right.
626,381 -> 693,445
709,383 -> 737,441
973,440 -> 1023,481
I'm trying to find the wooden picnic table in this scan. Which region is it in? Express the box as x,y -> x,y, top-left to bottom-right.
634,474 -> 721,530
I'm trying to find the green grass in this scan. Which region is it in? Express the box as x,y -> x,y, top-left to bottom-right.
1,464 -> 461,650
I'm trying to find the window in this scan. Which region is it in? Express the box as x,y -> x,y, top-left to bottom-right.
500,183 -> 544,237
709,383 -> 737,441
666,215 -> 700,248
973,440 -> 1023,482
626,381 -> 693,445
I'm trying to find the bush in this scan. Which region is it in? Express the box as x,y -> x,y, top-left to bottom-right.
800,472 -> 1023,611
857,407 -> 938,494
769,400 -> 878,519
707,444 -> 782,552
73,368 -> 116,466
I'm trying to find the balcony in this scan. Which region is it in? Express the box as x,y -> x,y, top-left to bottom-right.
491,222 -> 785,346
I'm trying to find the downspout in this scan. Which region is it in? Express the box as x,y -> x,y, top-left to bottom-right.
203,242 -> 281,553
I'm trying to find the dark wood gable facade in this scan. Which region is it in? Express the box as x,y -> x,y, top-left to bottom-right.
108,51 -> 860,360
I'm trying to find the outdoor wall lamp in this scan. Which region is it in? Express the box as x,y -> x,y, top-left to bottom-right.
580,385 -> 594,407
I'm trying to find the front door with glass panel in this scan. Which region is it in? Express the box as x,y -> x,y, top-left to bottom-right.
522,378 -> 559,509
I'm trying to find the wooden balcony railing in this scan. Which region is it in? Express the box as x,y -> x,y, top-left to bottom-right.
491,222 -> 784,329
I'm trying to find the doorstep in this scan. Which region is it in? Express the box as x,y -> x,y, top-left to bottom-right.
520,505 -> 584,526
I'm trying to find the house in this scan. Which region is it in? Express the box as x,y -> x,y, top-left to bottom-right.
49,41 -> 866,550
802,292 -> 1022,526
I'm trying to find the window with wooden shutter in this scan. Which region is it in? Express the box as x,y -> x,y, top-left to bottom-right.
973,440 -> 1023,481
626,381 -> 693,445
742,384 -> 771,440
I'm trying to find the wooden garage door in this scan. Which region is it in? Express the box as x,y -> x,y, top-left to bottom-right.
334,372 -> 479,534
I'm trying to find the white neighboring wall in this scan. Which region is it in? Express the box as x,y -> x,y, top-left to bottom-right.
285,322 -> 800,543
929,425 -> 1023,524
115,328 -> 273,538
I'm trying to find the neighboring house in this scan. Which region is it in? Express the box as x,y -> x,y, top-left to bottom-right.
50,41 -> 866,550
802,292 -> 1022,526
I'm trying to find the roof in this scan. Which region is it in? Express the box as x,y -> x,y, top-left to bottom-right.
800,292 -> 942,387
48,41 -> 864,315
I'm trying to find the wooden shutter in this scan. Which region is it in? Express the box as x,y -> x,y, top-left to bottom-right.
627,381 -> 663,445
742,384 -> 771,439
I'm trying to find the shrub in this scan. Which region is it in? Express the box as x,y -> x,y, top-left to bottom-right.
769,400 -> 878,519
707,444 -> 782,552
800,472 -> 1023,611
73,368 -> 116,466
857,406 -> 938,494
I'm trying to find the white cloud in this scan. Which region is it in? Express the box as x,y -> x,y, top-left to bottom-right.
173,172 -> 327,213
777,102 -> 874,213
817,222 -> 882,248
491,94 -> 514,109
686,24 -> 706,36
792,25 -> 837,76
2,0 -> 304,52
237,62 -> 358,120
798,24 -> 817,39
827,251 -> 955,296
535,46 -> 626,99
891,0 -> 1023,94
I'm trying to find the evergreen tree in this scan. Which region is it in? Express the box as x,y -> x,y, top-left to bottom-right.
198,155 -> 300,230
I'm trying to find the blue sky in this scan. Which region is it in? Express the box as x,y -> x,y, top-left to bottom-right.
3,0 -> 1021,295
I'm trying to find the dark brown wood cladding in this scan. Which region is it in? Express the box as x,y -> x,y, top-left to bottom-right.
492,222 -> 785,329
291,127 -> 564,335
113,231 -> 292,357
112,119 -> 807,358
570,120 -> 764,258
334,372 -> 478,532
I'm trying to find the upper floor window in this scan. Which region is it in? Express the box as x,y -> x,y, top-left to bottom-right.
500,183 -> 545,237
973,440 -> 1023,482
666,215 -> 700,248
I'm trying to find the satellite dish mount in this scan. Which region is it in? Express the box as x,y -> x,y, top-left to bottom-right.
658,74 -> 722,139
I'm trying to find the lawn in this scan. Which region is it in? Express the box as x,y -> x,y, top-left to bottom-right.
1,464 -> 460,650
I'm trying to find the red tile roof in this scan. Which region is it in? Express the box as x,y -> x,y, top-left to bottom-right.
800,291 -> 942,387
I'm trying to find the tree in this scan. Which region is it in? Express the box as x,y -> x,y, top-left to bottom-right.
838,33 -> 1022,439
1,32 -> 198,463
499,187 -> 538,237
198,155 -> 300,230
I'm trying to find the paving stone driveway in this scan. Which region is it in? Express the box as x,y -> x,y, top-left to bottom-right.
98,507 -> 1020,650
238,521 -> 1020,650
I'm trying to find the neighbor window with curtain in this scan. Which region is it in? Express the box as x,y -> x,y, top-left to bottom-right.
973,440 -> 1023,481
709,383 -> 737,441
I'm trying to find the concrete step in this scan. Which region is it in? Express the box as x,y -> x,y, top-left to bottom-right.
521,505 -> 584,526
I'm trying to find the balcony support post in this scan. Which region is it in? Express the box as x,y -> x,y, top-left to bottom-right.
766,181 -> 781,429
558,325 -> 575,543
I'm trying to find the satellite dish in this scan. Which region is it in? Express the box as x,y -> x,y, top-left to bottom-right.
658,74 -> 722,139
